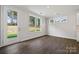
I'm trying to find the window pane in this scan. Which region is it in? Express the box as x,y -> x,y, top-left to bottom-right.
36,18 -> 40,31
29,16 -> 41,32
29,16 -> 36,32
7,10 -> 17,38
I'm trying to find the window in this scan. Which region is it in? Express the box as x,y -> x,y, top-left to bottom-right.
7,10 -> 17,38
53,15 -> 67,23
29,16 -> 41,32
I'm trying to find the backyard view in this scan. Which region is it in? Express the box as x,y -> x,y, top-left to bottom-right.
7,26 -> 17,38
7,10 -> 17,38
29,16 -> 40,32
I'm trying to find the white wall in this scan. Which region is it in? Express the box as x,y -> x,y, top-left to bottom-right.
48,13 -> 76,39
1,5 -> 47,46
18,6 -> 47,40
76,13 -> 79,41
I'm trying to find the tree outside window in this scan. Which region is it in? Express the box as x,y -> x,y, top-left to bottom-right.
29,16 -> 41,32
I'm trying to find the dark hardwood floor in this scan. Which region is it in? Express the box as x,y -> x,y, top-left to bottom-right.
0,35 -> 79,54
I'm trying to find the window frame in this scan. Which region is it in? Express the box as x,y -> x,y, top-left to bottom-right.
29,14 -> 41,32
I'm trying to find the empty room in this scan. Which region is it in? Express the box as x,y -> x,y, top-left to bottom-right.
0,5 -> 79,54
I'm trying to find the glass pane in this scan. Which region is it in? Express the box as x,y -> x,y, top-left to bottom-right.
36,18 -> 40,31
7,10 -> 17,38
29,16 -> 41,32
29,16 -> 36,32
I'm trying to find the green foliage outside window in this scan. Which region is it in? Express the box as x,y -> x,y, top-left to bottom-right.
29,16 -> 41,32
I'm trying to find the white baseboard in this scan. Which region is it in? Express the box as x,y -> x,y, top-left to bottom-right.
48,34 -> 76,40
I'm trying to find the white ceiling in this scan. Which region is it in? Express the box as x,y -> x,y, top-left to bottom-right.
17,5 -> 79,17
